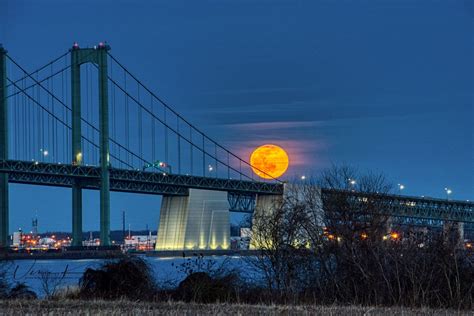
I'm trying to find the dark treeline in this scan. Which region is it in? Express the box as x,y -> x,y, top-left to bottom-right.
246,166 -> 473,309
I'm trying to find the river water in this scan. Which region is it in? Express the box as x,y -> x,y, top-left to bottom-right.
2,255 -> 260,297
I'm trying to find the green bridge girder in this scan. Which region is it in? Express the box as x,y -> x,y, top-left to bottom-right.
0,160 -> 472,223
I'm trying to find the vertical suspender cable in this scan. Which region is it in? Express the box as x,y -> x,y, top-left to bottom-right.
85,64 -> 89,165
61,56 -> 65,162
65,56 -> 69,161
190,127 -> 193,175
151,95 -> 155,164
124,71 -> 129,166
202,134 -> 205,176
14,81 -> 17,159
37,72 -> 42,161
177,117 -> 180,174
22,76 -> 26,159
164,107 -> 168,167
138,82 -> 142,160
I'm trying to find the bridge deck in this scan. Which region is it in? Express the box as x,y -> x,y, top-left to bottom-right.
0,160 -> 284,196
1,160 -> 472,223
321,189 -> 474,223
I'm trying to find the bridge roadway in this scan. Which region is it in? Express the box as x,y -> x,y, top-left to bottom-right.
0,159 -> 472,223
321,189 -> 474,224
0,160 -> 283,196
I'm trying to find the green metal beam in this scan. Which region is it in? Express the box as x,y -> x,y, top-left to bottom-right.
98,45 -> 111,246
70,45 -> 82,247
69,43 -> 111,246
0,45 -> 8,248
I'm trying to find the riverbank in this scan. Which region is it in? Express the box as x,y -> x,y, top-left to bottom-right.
0,300 -> 468,316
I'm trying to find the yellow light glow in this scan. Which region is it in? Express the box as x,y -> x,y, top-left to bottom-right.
76,152 -> 83,164
250,144 -> 289,179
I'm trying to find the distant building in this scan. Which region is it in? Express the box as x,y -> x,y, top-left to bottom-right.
124,235 -> 156,251
12,231 -> 21,247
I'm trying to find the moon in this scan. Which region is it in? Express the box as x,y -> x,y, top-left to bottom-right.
250,144 -> 289,179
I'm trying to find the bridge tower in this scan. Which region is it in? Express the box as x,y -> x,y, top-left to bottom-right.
0,45 -> 9,248
70,43 -> 111,246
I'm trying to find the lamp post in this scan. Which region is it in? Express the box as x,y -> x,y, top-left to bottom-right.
444,187 -> 452,200
348,178 -> 356,191
398,183 -> 405,195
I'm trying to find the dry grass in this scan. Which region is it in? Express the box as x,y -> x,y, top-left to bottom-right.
0,300 -> 470,316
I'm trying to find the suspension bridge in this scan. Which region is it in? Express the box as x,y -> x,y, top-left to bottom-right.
0,43 -> 472,250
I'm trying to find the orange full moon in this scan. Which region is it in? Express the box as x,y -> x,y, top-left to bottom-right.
250,144 -> 289,179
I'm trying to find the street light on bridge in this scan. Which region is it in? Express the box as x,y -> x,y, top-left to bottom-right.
348,178 -> 356,191
398,183 -> 405,194
444,187 -> 452,200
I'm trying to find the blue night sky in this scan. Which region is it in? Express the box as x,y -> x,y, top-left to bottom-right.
1,0 -> 473,233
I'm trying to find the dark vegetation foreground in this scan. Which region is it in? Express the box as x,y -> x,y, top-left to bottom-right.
0,300 -> 470,316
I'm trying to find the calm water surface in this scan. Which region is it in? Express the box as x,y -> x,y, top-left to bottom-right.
3,256 -> 259,297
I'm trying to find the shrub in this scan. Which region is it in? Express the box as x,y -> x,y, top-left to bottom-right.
176,271 -> 239,303
78,257 -> 156,300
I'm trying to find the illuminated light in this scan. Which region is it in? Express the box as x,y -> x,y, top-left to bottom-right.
73,42 -> 79,48
390,232 -> 400,240
76,152 -> 83,164
465,243 -> 472,249
301,175 -> 306,180
99,42 -> 104,47
250,144 -> 289,179
327,234 -> 335,240
208,165 -> 213,172
336,236 -> 342,242
361,233 -> 368,240
382,235 -> 389,241
34,161 -> 39,165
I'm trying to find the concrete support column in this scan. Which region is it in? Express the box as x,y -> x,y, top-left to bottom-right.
443,221 -> 464,248
249,194 -> 283,249
0,45 -> 9,248
155,189 -> 230,250
98,45 -> 110,246
70,46 -> 83,247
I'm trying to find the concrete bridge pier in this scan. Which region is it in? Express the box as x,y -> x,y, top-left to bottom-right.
443,221 -> 464,248
155,189 -> 230,250
249,194 -> 283,249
